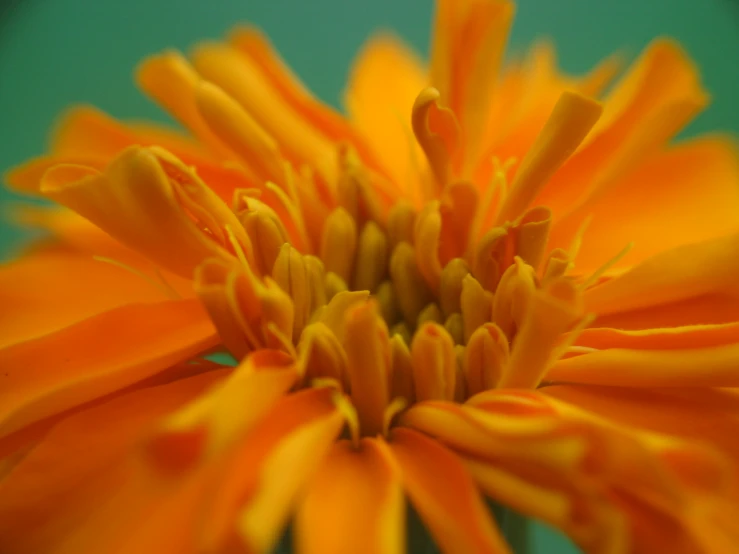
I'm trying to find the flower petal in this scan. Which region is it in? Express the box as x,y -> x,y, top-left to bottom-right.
584,232 -> 739,316
295,438 -> 404,554
0,299 -> 218,438
538,39 -> 707,219
554,136 -> 739,273
572,322 -> 739,351
429,0 -> 514,170
471,392 -> 737,552
559,320 -> 739,387
345,34 -> 427,203
0,369 -> 228,554
7,106 -> 251,201
549,345 -> 739,388
0,249 -> 185,348
191,42 -> 336,183
387,427 -> 509,554
229,26 -> 390,180
41,147 -> 249,278
136,50 -> 234,158
543,385 -> 739,490
214,388 -> 344,553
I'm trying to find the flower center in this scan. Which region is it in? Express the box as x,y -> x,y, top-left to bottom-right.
193,91 -> 606,438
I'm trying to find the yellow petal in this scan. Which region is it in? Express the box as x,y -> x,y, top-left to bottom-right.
344,302 -> 391,436
495,91 -> 602,225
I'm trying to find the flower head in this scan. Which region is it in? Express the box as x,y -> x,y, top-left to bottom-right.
2,1 -> 739,553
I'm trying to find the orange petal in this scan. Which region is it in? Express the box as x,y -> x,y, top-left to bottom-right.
429,0 -> 514,171
0,299 -> 218,438
6,154 -> 106,193
0,249 -> 187,349
195,81 -> 286,185
593,293 -> 739,330
387,427 -> 509,554
460,391 -> 736,551
463,458 -> 624,553
147,350 -> 299,470
584,231 -> 739,316
229,26 -> 391,181
202,388 -> 343,553
41,147 -> 250,278
295,438 -> 404,554
473,42 -> 618,183
573,322 -> 739,351
0,369 -> 229,554
552,136 -> 739,273
136,50 -> 233,158
538,39 -> 708,220
6,106 -> 249,201
412,88 -> 461,191
495,91 -> 602,225
548,342 -> 739,387
345,34 -> 427,204
543,385 -> 739,495
191,42 -> 336,184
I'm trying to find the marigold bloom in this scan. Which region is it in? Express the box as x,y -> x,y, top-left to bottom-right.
1,0 -> 739,553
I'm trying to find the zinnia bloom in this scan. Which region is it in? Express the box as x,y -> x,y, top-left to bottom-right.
2,0 -> 739,552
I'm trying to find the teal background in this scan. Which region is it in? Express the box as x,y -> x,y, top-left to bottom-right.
0,1 -> 737,551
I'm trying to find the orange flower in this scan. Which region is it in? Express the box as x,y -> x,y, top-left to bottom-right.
1,0 -> 739,552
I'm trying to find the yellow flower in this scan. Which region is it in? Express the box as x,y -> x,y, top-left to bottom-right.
1,0 -> 739,553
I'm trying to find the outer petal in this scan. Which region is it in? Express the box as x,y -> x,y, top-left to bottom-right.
0,299 -> 218,438
387,427 -> 510,554
538,39 -> 707,219
0,249 -> 186,348
229,26 -> 390,180
554,137 -> 739,272
295,438 -> 404,554
403,394 -> 737,553
191,42 -> 337,184
0,369 -> 229,554
542,385 -> 739,494
584,232 -> 739,317
591,293 -> 739,330
568,137 -> 739,274
6,106 -> 251,201
344,34 -> 427,203
551,322 -> 739,389
209,388 -> 344,553
429,0 -> 514,170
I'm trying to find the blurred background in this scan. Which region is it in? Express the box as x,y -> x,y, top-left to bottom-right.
0,0 -> 737,550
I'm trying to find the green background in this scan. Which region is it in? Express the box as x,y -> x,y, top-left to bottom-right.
0,0 -> 737,551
